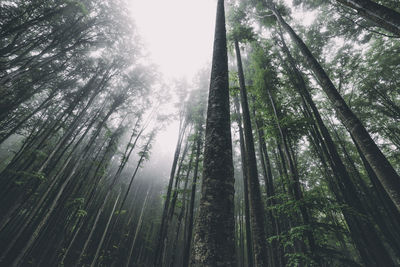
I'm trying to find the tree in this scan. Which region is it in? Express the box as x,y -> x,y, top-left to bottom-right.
335,0 -> 400,36
190,0 -> 236,265
266,0 -> 400,213
234,38 -> 269,267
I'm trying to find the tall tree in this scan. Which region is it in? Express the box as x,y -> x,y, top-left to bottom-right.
335,0 -> 400,36
234,39 -> 269,266
190,0 -> 236,265
266,0 -> 400,212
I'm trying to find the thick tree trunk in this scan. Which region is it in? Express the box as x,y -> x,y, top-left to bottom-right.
190,0 -> 236,265
269,3 -> 400,212
336,0 -> 400,36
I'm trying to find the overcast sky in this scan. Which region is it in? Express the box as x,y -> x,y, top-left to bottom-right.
126,0 -> 219,176
128,0 -> 216,80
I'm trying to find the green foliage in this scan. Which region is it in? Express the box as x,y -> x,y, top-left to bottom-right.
286,252 -> 316,267
114,210 -> 127,215
34,150 -> 48,160
77,209 -> 87,217
14,171 -> 46,186
227,2 -> 256,43
14,180 -> 24,186
65,0 -> 89,15
138,150 -> 150,160
1,0 -> 400,266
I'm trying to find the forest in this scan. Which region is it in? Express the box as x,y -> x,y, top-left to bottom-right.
0,0 -> 399,266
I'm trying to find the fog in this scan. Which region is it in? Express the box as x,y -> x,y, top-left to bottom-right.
124,0 -> 216,186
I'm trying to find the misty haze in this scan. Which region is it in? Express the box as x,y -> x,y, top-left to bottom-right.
0,0 -> 399,266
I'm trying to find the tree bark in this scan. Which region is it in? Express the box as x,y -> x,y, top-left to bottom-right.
190,0 -> 236,265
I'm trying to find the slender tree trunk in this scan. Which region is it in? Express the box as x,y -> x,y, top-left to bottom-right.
267,86 -> 319,263
154,121 -> 187,266
59,130 -> 120,265
37,77 -> 101,173
233,97 -> 254,267
182,127 -> 203,267
168,141 -> 190,221
268,3 -> 400,212
0,108 -> 100,265
169,162 -> 191,267
78,188 -> 112,265
125,186 -> 150,267
190,0 -> 236,265
158,137 -> 190,266
276,29 -> 395,266
253,107 -> 283,267
90,189 -> 121,267
234,39 -> 269,266
112,130 -> 152,226
0,92 -> 54,145
336,0 -> 400,36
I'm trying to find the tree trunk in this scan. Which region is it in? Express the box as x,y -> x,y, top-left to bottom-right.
234,39 -> 269,267
182,127 -> 203,267
269,3 -> 400,212
90,189 -> 121,267
125,186 -> 150,267
336,0 -> 400,36
169,162 -> 191,267
154,120 -> 187,266
266,86 -> 319,263
275,29 -> 395,266
190,0 -> 236,265
253,108 -> 284,267
0,108 -> 101,265
233,97 -> 254,267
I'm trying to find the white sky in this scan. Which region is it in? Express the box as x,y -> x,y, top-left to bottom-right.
126,0 -> 218,176
128,0 -> 216,80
